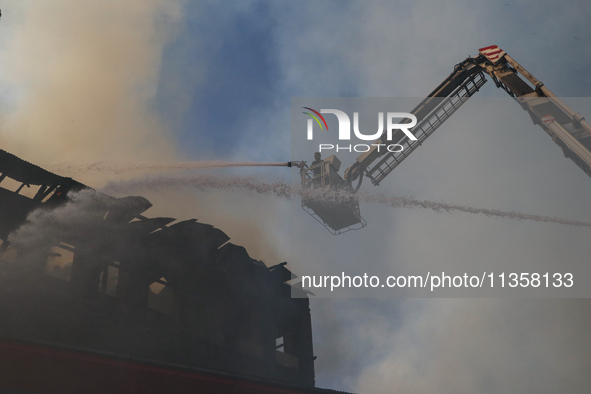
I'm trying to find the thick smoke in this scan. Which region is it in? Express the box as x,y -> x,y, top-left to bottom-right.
311,298 -> 591,394
3,3 -> 591,394
0,1 -> 184,176
0,1 -> 290,269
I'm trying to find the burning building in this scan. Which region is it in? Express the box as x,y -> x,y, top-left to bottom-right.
0,149 -> 341,394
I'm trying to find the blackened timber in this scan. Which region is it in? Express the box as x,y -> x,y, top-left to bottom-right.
0,148 -> 317,388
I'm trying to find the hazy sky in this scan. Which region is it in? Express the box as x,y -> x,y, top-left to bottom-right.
0,1 -> 591,393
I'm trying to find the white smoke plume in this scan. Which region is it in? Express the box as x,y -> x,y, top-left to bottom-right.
8,189 -> 109,251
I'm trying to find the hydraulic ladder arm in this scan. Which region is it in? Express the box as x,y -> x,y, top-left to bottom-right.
344,56 -> 489,186
345,45 -> 591,186
302,45 -> 591,234
480,46 -> 591,177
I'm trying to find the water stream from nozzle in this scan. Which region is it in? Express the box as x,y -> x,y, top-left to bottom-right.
52,161 -> 290,174
101,175 -> 591,228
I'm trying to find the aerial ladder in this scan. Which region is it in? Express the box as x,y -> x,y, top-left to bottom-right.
298,45 -> 591,234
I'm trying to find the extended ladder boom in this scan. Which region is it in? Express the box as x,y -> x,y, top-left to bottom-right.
486,50 -> 591,177
344,45 -> 591,185
302,45 -> 591,234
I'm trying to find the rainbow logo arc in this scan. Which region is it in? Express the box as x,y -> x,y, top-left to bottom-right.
302,107 -> 329,131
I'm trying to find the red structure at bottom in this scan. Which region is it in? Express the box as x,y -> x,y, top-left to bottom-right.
0,150 -> 350,393
0,339 -> 344,394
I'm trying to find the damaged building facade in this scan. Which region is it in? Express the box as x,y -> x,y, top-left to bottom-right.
0,149 -> 324,394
